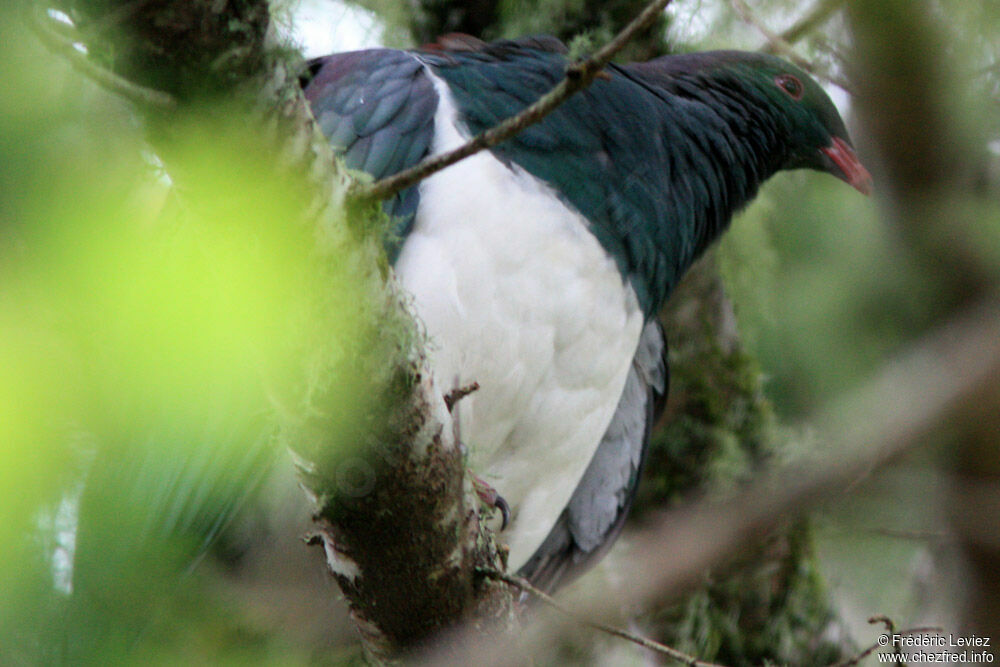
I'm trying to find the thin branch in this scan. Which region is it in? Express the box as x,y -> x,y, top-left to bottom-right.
774,0 -> 847,48
866,527 -> 952,542
869,614 -> 897,635
730,0 -> 813,70
25,3 -> 176,110
729,0 -> 853,92
353,0 -> 673,203
830,618 -> 945,667
479,569 -> 726,667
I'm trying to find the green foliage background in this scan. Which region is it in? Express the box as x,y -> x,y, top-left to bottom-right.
3,0 -> 999,664
1,9 -> 374,661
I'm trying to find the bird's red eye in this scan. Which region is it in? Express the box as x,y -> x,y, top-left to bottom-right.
775,74 -> 803,100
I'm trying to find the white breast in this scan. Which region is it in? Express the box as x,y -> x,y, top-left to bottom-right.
393,71 -> 644,570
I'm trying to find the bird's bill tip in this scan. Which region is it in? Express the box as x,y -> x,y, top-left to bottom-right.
821,137 -> 873,195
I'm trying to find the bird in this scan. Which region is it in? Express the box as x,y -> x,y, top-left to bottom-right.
303,34 -> 871,593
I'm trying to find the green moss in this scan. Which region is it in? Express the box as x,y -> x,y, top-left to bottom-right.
633,243 -> 849,663
634,259 -> 777,511
645,520 -> 848,666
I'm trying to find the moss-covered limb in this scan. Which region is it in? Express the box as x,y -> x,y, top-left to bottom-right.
627,253 -> 852,665
299,361 -> 512,658
51,0 -> 513,655
58,0 -> 271,102
636,254 -> 776,512
644,519 -> 846,666
627,215 -> 849,664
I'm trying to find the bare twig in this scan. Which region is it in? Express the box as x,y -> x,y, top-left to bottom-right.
774,0 -> 847,48
729,0 -> 853,91
24,2 -> 176,110
730,0 -> 813,70
869,614 -> 897,635
866,527 -> 952,542
353,0 -> 673,203
479,569 -> 726,667
830,618 -> 945,667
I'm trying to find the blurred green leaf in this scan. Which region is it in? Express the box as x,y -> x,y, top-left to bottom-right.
1,13 -> 369,662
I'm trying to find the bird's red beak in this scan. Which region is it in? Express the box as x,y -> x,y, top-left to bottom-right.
821,137 -> 873,195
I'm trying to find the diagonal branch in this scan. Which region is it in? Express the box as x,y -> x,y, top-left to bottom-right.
615,298 -> 1000,618
773,0 -> 847,49
729,0 -> 852,91
730,0 -> 813,70
353,0 -> 673,203
24,2 -> 176,110
481,569 -> 726,666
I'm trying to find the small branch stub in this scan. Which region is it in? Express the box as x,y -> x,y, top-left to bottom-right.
444,381 -> 480,412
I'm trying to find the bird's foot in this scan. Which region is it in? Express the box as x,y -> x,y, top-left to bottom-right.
470,472 -> 510,530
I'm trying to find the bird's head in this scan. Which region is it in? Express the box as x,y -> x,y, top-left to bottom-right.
744,55 -> 872,195
630,51 -> 872,195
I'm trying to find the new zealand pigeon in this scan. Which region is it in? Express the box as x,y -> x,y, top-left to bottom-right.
304,35 -> 871,592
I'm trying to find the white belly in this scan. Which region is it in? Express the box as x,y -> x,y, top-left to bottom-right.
394,73 -> 644,570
